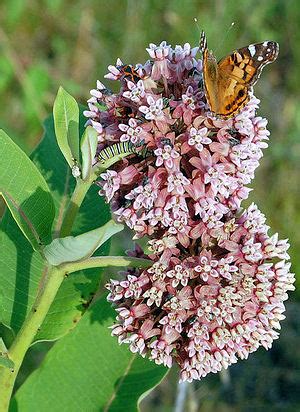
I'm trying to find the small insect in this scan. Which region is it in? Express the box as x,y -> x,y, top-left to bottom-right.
227,127 -> 240,146
122,198 -> 133,208
98,141 -> 135,163
160,137 -> 173,147
142,176 -> 150,185
200,31 -> 279,118
228,137 -> 240,147
117,64 -> 142,83
98,141 -> 152,169
187,315 -> 197,325
162,97 -> 170,108
228,127 -> 239,138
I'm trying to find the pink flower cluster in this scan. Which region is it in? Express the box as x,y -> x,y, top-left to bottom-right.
85,40 -> 295,381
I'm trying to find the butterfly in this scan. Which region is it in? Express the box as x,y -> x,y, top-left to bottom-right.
199,31 -> 279,118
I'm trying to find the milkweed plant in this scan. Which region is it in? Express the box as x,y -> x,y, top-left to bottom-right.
0,39 -> 294,410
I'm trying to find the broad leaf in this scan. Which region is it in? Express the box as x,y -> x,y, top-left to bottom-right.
0,217 -> 44,335
0,338 -> 14,369
13,296 -> 168,411
0,129 -> 55,250
80,126 -> 98,180
0,110 -> 111,341
53,87 -> 80,168
0,356 -> 14,370
44,220 -> 123,266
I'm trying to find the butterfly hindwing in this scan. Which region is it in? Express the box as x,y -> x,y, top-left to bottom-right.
216,76 -> 249,118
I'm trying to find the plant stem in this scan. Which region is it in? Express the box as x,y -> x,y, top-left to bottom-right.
0,266 -> 64,411
0,174 -> 95,409
63,256 -> 152,273
0,255 -> 150,411
59,176 -> 93,238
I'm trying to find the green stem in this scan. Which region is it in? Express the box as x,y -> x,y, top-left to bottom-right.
0,266 -> 64,411
0,256 -> 150,411
63,256 -> 152,273
59,176 -> 94,238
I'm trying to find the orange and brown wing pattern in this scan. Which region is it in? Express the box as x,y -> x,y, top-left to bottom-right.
215,74 -> 250,118
218,41 -> 279,86
200,31 -> 279,118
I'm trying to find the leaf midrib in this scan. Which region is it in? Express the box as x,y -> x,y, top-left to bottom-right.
103,354 -> 136,412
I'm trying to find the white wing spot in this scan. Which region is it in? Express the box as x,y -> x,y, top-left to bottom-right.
263,41 -> 269,46
267,48 -> 271,52
248,44 -> 256,57
257,56 -> 264,61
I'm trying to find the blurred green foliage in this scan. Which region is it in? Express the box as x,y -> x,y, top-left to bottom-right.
0,0 -> 298,285
0,0 -> 299,410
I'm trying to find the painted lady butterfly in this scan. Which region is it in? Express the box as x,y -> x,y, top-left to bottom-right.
200,31 -> 279,118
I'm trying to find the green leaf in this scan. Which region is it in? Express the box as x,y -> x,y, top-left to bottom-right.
0,129 -> 55,250
0,110 -> 111,341
44,220 -> 123,266
53,87 -> 80,168
0,216 -> 45,335
13,296 -> 168,411
0,338 -> 14,369
80,126 -> 98,180
0,355 -> 14,370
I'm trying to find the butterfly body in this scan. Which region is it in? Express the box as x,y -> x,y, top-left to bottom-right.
200,32 -> 279,118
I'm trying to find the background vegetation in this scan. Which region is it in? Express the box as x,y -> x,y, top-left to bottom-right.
0,0 -> 299,410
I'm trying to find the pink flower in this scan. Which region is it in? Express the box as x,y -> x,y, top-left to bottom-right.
154,144 -> 180,169
167,172 -> 190,195
123,80 -> 145,103
149,327 -> 180,367
188,127 -> 212,151
166,264 -> 190,287
119,118 -> 143,144
125,319 -> 161,356
99,170 -> 120,202
86,38 -> 294,383
146,41 -> 172,80
105,205 -> 294,382
139,95 -> 164,120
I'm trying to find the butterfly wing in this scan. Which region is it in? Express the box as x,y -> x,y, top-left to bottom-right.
215,41 -> 279,117
200,31 -> 223,116
218,41 -> 279,86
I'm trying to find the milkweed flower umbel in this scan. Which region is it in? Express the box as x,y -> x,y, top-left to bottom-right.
106,206 -> 294,381
85,40 -> 295,381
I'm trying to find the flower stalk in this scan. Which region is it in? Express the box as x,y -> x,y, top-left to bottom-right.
59,173 -> 95,238
0,255 -> 151,411
0,162 -> 149,410
0,266 -> 64,411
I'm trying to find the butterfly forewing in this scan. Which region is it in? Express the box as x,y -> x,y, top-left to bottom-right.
218,41 -> 279,86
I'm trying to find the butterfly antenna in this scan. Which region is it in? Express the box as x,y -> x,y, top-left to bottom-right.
215,22 -> 235,54
194,17 -> 201,35
194,18 -> 207,55
199,30 -> 207,54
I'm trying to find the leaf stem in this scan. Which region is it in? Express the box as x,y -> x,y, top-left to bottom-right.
59,175 -> 94,238
0,265 -> 64,411
62,256 -> 152,273
0,256 -> 150,411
